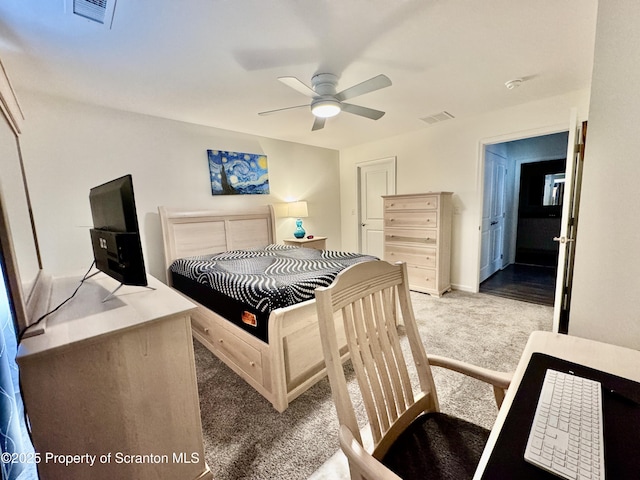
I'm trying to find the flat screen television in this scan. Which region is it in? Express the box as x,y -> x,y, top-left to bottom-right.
89,174 -> 147,287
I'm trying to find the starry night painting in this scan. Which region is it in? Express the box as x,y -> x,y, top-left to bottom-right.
207,150 -> 270,195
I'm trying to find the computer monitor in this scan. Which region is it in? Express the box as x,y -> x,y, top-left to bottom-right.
89,174 -> 147,287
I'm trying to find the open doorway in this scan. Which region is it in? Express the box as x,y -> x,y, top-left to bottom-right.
479,131 -> 569,306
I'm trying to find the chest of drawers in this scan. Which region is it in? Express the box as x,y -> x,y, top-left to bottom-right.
383,192 -> 453,296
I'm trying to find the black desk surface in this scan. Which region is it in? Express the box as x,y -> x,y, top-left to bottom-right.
481,353 -> 640,479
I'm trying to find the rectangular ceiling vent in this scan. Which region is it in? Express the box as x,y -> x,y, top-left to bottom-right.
420,111 -> 455,125
67,0 -> 117,28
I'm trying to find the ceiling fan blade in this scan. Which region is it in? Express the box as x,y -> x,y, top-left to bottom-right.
278,76 -> 317,98
312,116 -> 326,131
258,104 -> 308,116
335,74 -> 392,101
341,103 -> 386,120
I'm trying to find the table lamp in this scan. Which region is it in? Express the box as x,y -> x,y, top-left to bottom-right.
287,201 -> 308,238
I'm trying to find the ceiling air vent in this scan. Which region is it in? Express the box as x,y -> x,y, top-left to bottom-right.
67,0 -> 117,28
420,111 -> 455,126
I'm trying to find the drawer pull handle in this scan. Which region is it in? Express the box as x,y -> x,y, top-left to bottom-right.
218,339 -> 224,344
204,328 -> 210,333
249,361 -> 256,367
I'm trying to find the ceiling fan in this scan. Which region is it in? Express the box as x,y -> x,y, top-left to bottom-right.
258,73 -> 392,131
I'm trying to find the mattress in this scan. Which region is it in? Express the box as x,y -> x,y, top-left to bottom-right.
170,244 -> 377,342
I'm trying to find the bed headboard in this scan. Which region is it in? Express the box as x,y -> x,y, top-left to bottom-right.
158,205 -> 276,284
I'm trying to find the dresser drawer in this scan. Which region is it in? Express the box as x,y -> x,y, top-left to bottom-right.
385,211 -> 437,228
190,308 -> 213,335
407,265 -> 437,291
384,195 -> 439,211
385,245 -> 437,268
385,228 -> 438,246
191,311 -> 264,385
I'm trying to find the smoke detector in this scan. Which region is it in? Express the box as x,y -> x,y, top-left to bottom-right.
66,0 -> 117,28
505,78 -> 523,90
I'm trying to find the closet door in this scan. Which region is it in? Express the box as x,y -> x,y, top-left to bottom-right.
358,157 -> 396,258
480,150 -> 507,282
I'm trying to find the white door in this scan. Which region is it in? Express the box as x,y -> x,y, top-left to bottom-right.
357,157 -> 396,258
480,150 -> 507,282
553,109 -> 585,333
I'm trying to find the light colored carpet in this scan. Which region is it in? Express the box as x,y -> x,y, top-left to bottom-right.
194,290 -> 553,480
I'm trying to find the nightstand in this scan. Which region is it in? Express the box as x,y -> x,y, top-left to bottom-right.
284,236 -> 327,250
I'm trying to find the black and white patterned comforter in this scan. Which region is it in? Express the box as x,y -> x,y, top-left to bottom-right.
170,244 -> 377,314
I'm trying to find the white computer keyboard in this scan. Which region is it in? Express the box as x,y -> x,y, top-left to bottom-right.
524,369 -> 605,480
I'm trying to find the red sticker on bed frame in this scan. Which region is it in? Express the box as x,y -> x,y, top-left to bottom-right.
241,311 -> 258,327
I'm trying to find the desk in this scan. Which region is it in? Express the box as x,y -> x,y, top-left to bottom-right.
474,331 -> 640,479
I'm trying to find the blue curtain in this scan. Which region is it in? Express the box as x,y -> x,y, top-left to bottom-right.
0,263 -> 38,480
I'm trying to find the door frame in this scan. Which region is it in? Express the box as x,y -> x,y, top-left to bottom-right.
356,156 -> 396,253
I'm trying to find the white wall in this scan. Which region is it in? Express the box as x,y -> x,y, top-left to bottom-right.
340,89 -> 590,292
505,132 -> 570,163
569,1 -> 640,349
18,91 -> 341,282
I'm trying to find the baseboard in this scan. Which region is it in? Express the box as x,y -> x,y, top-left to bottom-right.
451,283 -> 476,293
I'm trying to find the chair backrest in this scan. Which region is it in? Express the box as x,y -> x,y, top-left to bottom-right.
315,260 -> 440,456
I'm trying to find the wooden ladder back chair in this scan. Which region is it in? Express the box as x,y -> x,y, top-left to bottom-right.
315,261 -> 512,480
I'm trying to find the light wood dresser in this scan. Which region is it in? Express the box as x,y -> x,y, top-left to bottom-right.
383,192 -> 453,296
17,273 -> 212,480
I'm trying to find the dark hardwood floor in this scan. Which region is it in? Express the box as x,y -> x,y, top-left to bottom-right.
480,264 -> 556,306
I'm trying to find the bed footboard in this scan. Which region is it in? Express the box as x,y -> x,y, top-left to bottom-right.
189,298 -> 347,412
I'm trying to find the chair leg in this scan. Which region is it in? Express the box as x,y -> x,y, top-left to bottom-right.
493,385 -> 506,409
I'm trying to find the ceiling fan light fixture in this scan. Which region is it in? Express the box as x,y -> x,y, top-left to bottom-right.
259,73 -> 391,130
311,99 -> 341,118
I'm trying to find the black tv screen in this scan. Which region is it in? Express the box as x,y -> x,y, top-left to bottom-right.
89,175 -> 147,286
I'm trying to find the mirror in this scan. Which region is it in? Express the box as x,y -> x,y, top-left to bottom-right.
0,70 -> 42,332
543,173 -> 565,206
0,116 -> 40,288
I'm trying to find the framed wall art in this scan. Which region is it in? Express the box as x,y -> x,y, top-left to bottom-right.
207,149 -> 270,195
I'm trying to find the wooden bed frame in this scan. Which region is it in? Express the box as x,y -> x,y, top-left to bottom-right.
158,205 -> 348,412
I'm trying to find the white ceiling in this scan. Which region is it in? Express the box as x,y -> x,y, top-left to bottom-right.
0,0 -> 598,150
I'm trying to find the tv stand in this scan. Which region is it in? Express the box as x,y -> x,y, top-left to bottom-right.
17,273 -> 213,480
102,281 -> 156,302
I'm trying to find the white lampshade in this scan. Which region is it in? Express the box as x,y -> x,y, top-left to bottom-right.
287,201 -> 308,218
